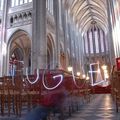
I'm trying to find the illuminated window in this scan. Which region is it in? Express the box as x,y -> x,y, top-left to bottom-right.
89,30 -> 93,53
28,0 -> 32,2
84,25 -> 107,55
20,0 -> 24,5
100,30 -> 104,52
95,30 -> 99,53
84,33 -> 88,54
47,0 -> 53,15
15,0 -> 19,6
0,0 -> 3,10
59,0 -> 62,25
24,0 -> 28,3
11,0 -> 14,7
11,0 -> 32,7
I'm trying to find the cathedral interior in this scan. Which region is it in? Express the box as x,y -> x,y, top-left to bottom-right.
0,0 -> 120,120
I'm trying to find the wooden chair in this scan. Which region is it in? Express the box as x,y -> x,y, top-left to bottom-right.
0,77 -> 5,115
0,76 -> 15,116
13,75 -> 41,116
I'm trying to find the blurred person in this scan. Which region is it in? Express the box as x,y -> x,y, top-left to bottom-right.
24,90 -> 67,120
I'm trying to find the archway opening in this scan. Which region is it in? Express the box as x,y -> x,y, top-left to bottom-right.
9,30 -> 31,76
47,34 -> 55,69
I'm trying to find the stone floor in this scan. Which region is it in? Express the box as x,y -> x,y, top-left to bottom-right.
66,94 -> 120,120
0,94 -> 120,120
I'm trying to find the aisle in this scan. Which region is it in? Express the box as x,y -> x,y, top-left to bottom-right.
66,94 -> 120,120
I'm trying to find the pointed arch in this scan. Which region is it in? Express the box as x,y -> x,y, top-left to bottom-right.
7,29 -> 31,75
47,33 -> 55,69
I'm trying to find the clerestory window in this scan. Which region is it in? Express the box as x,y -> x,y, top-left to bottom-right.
0,0 -> 4,10
83,25 -> 108,55
11,0 -> 32,7
46,0 -> 53,15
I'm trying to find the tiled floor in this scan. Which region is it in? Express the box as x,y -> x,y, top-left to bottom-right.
0,94 -> 120,120
66,94 -> 120,120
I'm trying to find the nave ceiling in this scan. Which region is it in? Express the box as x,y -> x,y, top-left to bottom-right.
64,0 -> 108,34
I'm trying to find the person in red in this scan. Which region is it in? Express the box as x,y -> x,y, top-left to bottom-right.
24,89 -> 67,120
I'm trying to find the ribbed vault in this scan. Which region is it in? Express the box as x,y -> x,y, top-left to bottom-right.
64,0 -> 108,34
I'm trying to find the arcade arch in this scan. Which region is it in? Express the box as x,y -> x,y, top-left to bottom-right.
47,34 -> 55,69
8,30 -> 31,76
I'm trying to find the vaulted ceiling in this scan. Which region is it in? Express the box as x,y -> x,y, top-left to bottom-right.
64,0 -> 108,34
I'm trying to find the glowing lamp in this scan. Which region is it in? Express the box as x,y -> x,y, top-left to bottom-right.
77,72 -> 80,76
67,66 -> 73,72
86,76 -> 89,80
102,65 -> 107,70
82,74 -> 86,79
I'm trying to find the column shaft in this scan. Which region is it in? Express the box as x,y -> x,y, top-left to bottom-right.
53,0 -> 60,68
32,0 -> 47,71
1,0 -> 9,76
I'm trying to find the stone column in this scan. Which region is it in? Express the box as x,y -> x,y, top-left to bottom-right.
80,34 -> 85,74
73,28 -> 77,73
77,33 -> 81,71
106,0 -> 115,65
61,6 -> 67,69
32,0 -> 47,72
53,0 -> 60,68
68,22 -> 73,66
0,0 -> 9,76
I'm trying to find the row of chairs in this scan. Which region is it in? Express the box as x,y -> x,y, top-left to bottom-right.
0,75 -> 41,116
0,72 -> 91,117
